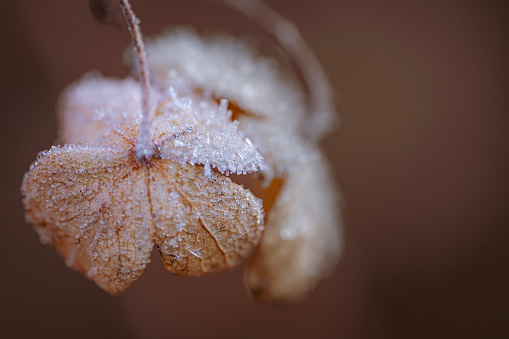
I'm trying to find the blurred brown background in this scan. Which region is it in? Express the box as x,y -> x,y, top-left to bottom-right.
1,0 -> 508,338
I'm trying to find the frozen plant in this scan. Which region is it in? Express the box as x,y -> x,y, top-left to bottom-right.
21,0 -> 343,304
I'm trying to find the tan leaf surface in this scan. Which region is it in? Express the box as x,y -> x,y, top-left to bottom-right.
149,160 -> 264,276
21,145 -> 154,294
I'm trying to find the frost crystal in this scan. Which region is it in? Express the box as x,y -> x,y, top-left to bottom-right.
152,88 -> 265,175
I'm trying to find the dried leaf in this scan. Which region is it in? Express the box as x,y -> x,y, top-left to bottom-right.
150,160 -> 263,275
22,142 -> 264,293
21,145 -> 153,294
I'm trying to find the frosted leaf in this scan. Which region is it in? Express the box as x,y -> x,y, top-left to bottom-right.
135,28 -> 307,128
150,160 -> 264,275
245,151 -> 343,303
21,142 -> 265,293
21,145 -> 154,294
58,74 -> 147,146
128,28 -> 335,179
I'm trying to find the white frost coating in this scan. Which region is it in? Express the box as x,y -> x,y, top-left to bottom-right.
236,117 -> 316,181
152,87 -> 265,175
128,28 -> 337,181
58,74 -> 145,146
137,28 -> 307,128
58,74 -> 265,176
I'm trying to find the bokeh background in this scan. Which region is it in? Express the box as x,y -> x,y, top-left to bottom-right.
1,0 -> 508,338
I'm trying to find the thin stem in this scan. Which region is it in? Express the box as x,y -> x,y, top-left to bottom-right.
119,0 -> 153,160
217,0 -> 335,140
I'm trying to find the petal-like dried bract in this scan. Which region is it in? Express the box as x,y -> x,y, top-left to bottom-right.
21,145 -> 154,294
58,76 -> 265,176
245,153 -> 343,303
58,75 -> 144,146
149,160 -> 264,276
137,28 -> 342,302
139,29 -> 307,128
237,119 -> 316,181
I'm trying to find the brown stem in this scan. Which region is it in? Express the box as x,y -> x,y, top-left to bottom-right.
119,0 -> 153,159
217,0 -> 336,140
